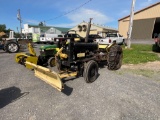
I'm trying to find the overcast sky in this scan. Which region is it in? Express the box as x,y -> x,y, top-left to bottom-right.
0,0 -> 159,31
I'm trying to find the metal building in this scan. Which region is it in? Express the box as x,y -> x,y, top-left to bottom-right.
22,24 -> 70,35
118,2 -> 160,39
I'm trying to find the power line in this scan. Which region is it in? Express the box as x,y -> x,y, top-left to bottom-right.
45,0 -> 92,22
22,0 -> 92,25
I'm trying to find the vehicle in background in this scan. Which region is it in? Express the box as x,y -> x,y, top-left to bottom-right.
152,33 -> 160,52
39,34 -> 47,44
40,33 -> 64,44
21,33 -> 32,41
0,31 -> 20,53
32,33 -> 40,43
54,30 -> 85,45
96,33 -> 125,45
47,34 -> 64,44
87,34 -> 102,42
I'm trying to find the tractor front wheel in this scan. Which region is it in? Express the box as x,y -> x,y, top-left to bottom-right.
84,60 -> 98,83
48,57 -> 55,67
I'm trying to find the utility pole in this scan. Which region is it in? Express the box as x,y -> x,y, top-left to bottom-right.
85,18 -> 93,42
17,9 -> 22,36
43,21 -> 46,26
127,0 -> 136,48
17,27 -> 19,33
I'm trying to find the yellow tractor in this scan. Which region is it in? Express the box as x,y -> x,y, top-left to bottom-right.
25,18 -> 123,91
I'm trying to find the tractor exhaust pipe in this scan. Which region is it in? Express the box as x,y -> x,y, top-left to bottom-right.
85,18 -> 93,42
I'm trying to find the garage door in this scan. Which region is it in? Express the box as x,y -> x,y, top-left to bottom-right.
131,18 -> 156,39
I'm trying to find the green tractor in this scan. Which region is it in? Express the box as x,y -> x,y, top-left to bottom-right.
15,43 -> 59,69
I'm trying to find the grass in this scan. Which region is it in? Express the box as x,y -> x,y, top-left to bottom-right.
122,44 -> 160,64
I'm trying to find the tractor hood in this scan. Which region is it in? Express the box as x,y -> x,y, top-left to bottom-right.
40,45 -> 57,50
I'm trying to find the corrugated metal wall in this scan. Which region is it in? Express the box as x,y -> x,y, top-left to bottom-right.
131,18 -> 156,39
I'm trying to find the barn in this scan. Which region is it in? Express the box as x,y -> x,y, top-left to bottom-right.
118,2 -> 160,39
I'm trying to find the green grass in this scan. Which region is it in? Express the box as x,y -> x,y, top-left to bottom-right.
122,44 -> 160,64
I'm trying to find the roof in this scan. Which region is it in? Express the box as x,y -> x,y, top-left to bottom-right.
92,23 -> 118,31
0,32 -> 6,37
28,24 -> 70,32
77,21 -> 118,31
119,1 -> 160,21
54,27 -> 70,32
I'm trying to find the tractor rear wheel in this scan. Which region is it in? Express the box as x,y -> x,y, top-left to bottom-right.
107,45 -> 123,70
5,41 -> 20,53
84,60 -> 98,83
48,57 -> 55,67
152,44 -> 160,52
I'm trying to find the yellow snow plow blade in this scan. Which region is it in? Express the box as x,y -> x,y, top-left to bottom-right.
25,61 -> 63,91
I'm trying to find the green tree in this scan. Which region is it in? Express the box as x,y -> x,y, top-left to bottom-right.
0,24 -> 6,32
38,22 -> 44,26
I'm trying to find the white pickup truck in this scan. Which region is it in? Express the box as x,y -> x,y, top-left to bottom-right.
40,34 -> 64,44
96,33 -> 125,45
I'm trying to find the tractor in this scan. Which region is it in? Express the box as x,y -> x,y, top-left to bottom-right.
25,18 -> 123,91
0,31 -> 32,53
15,43 -> 59,69
0,31 -> 20,53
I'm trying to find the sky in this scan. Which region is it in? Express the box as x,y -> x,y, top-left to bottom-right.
0,0 -> 159,32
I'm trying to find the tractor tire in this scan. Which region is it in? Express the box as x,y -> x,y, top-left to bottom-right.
84,60 -> 98,83
55,56 -> 61,71
5,41 -> 20,53
48,57 -> 55,67
152,44 -> 160,52
107,45 -> 123,70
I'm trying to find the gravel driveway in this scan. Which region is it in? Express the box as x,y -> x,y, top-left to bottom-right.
0,44 -> 160,120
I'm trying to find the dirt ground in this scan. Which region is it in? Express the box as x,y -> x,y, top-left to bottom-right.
122,61 -> 160,71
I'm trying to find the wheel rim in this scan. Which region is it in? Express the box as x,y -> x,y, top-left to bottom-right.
8,43 -> 18,52
50,58 -> 55,67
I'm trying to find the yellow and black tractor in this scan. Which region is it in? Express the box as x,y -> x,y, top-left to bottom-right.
15,43 -> 59,69
25,18 -> 123,91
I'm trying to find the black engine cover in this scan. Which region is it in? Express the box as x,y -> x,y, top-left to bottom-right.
74,43 -> 98,52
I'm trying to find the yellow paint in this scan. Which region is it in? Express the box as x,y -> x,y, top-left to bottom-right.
25,61 -> 78,91
99,44 -> 108,49
77,53 -> 85,57
28,43 -> 36,56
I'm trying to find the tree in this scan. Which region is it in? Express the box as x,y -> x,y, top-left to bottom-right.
38,22 -> 44,26
0,24 -> 6,32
